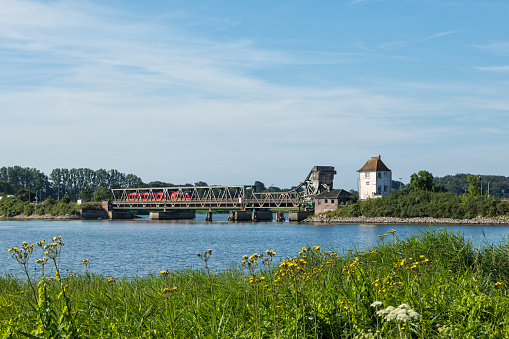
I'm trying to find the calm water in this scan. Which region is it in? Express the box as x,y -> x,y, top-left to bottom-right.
2,214 -> 509,278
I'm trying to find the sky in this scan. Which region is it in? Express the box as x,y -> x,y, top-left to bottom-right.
1,0 -> 508,190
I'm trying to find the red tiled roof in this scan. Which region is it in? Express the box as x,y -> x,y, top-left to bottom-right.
357,156 -> 391,172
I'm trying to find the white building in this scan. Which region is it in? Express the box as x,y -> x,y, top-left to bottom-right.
357,155 -> 392,200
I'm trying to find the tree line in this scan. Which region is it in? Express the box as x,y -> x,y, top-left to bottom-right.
0,166 -> 284,203
0,166 -> 143,202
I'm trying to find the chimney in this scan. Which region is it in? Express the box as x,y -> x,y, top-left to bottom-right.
378,155 -> 381,160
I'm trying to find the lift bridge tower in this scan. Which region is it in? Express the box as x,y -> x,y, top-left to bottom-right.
295,166 -> 337,201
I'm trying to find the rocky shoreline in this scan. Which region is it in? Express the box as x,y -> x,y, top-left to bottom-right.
0,214 -> 81,220
304,215 -> 509,225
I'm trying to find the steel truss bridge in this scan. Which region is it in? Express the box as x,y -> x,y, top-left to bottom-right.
111,186 -> 301,210
110,166 -> 337,211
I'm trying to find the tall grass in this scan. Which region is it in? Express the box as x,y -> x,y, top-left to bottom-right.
2,229 -> 509,338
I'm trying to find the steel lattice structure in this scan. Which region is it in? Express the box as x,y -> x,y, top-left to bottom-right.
110,166 -> 336,211
111,186 -> 303,210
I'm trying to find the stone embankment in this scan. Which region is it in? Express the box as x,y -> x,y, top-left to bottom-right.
0,214 -> 81,220
304,215 -> 509,225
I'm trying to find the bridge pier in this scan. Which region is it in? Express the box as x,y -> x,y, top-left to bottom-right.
205,211 -> 213,222
275,212 -> 285,222
228,210 -> 272,222
149,210 -> 196,220
108,210 -> 134,219
289,210 -> 314,222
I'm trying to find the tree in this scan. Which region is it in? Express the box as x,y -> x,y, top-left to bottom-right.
194,181 -> 208,187
407,170 -> 435,192
467,175 -> 482,197
253,181 -> 266,193
0,181 -> 14,195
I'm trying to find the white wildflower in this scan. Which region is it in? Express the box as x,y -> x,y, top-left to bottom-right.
370,301 -> 383,308
376,303 -> 420,324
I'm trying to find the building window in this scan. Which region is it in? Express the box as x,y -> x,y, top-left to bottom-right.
377,172 -> 382,179
384,185 -> 388,192
325,199 -> 328,203
365,172 -> 370,178
366,182 -> 370,185
377,186 -> 381,194
331,199 -> 334,204
318,200 -> 321,205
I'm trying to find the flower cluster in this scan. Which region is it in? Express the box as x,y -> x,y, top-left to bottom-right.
354,329 -> 381,339
196,248 -> 212,262
163,286 -> 178,294
437,324 -> 459,336
342,257 -> 359,275
249,276 -> 266,284
36,237 -> 64,260
8,242 -> 34,265
394,255 -> 429,270
374,302 -> 420,323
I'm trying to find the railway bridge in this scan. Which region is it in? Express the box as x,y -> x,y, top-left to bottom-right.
109,166 -> 336,221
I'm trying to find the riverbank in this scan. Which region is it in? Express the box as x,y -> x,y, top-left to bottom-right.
0,213 -> 80,220
304,215 -> 509,225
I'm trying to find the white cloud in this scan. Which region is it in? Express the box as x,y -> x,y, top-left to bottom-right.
475,65 -> 509,72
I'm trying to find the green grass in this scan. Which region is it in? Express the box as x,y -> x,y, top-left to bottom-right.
3,229 -> 509,338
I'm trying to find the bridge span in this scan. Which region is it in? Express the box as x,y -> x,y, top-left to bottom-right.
111,186 -> 302,210
109,166 -> 337,221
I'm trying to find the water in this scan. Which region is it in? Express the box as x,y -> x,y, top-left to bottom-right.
2,214 -> 509,278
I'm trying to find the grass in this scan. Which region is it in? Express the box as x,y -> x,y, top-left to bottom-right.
2,229 -> 509,338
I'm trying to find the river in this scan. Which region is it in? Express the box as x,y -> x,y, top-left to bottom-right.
2,214 -> 509,278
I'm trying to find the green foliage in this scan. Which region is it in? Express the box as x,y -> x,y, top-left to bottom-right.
331,190 -> 509,219
4,230 -> 509,337
0,180 -> 14,195
0,196 -> 79,217
408,170 -> 435,191
253,181 -> 266,193
467,175 -> 482,197
80,186 -> 112,202
435,173 -> 509,198
407,170 -> 445,193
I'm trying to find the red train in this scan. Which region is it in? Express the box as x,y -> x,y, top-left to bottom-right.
126,192 -> 191,202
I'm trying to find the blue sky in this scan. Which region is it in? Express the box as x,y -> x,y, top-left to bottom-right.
1,0 -> 508,190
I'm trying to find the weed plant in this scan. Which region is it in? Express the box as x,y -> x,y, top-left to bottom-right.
2,229 -> 509,338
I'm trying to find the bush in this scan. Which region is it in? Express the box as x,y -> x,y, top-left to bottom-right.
329,191 -> 508,219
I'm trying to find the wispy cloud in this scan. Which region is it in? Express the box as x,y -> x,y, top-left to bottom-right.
473,41 -> 509,56
475,65 -> 509,72
421,29 -> 460,41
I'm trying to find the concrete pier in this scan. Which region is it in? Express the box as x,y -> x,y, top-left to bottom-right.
149,210 -> 196,220
288,211 -> 314,222
205,211 -> 213,222
81,208 -> 109,219
109,210 -> 134,219
275,212 -> 285,222
228,210 -> 272,221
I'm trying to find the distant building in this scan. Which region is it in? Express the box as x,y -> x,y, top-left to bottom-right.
314,189 -> 352,214
357,155 -> 392,200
